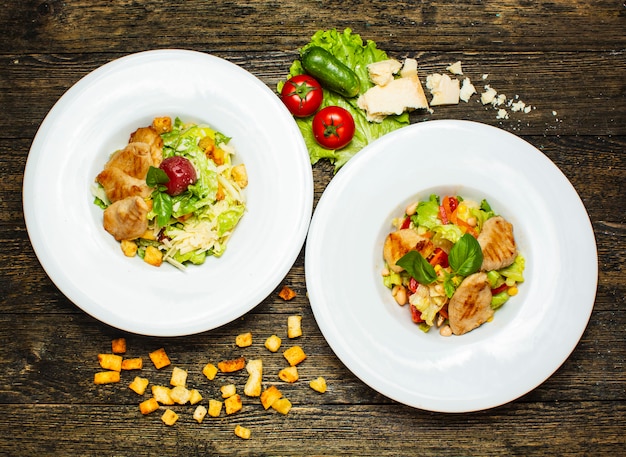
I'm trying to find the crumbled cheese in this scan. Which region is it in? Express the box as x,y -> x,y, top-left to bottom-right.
482,74 -> 489,80
459,78 -> 476,102
510,101 -> 526,112
358,58 -> 429,122
446,61 -> 463,75
426,73 -> 460,106
367,59 -> 402,87
493,94 -> 507,106
480,85 -> 497,105
496,108 -> 509,120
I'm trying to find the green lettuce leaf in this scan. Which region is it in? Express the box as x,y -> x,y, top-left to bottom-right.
279,28 -> 410,171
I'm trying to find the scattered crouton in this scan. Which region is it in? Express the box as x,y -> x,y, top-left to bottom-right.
170,386 -> 191,405
236,332 -> 253,348
193,405 -> 208,423
287,315 -> 303,338
202,362 -> 219,380
152,385 -> 174,405
283,346 -> 307,366
98,354 -> 123,372
121,358 -> 143,370
161,409 -> 179,426
170,367 -> 188,387
120,239 -> 138,257
189,389 -> 203,405
221,384 -> 237,398
94,371 -> 121,385
278,286 -> 296,301
218,357 -> 246,373
111,338 -> 127,354
224,394 -> 243,415
271,397 -> 292,415
149,348 -> 171,369
234,424 -> 251,439
139,397 -> 160,415
128,376 -> 149,395
208,399 -> 223,417
278,366 -> 299,383
264,335 -> 282,353
244,359 -> 263,397
309,377 -> 328,393
260,385 -> 283,410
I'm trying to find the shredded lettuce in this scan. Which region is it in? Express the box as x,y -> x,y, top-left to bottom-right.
279,28 -> 409,171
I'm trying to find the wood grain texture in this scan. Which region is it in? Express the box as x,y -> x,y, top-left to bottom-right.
1,1 -> 625,456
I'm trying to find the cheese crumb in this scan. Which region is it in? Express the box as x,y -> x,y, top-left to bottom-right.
446,61 -> 463,75
367,59 -> 402,86
459,78 -> 476,102
496,108 -> 509,120
426,73 -> 460,106
480,85 -> 497,105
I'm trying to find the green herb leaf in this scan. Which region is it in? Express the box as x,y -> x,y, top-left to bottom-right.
152,190 -> 173,228
396,250 -> 437,285
146,166 -> 170,187
449,233 -> 483,276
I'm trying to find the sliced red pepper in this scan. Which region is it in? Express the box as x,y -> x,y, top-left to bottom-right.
428,247 -> 449,268
408,277 -> 419,294
400,216 -> 411,229
438,204 -> 449,225
410,304 -> 423,323
491,283 -> 509,295
439,196 -> 459,225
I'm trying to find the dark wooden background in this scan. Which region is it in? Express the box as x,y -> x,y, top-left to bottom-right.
1,1 -> 624,456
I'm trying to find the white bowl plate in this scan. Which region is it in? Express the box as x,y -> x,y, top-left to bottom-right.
24,50 -> 313,336
305,120 -> 597,412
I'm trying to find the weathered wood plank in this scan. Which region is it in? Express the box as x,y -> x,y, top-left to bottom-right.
1,0 -> 624,54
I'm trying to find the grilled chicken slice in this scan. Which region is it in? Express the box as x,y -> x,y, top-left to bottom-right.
103,196 -> 149,241
96,166 -> 152,203
129,126 -> 164,166
477,216 -> 517,271
104,142 -> 154,179
383,229 -> 434,273
448,272 -> 493,335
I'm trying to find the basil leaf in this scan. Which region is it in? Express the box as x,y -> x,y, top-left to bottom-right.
396,250 -> 437,285
146,166 -> 170,187
449,233 -> 483,276
152,190 -> 173,228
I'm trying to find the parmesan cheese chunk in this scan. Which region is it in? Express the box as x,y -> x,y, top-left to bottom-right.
367,59 -> 402,86
481,85 -> 498,105
459,78 -> 476,102
358,77 -> 429,122
446,61 -> 463,75
426,73 -> 460,106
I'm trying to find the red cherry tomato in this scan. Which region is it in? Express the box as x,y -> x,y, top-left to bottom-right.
159,156 -> 197,196
311,106 -> 355,150
280,75 -> 323,117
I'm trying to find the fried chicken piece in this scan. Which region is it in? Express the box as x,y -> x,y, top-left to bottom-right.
96,166 -> 152,203
448,272 -> 493,336
383,229 -> 434,273
102,196 -> 150,241
104,142 -> 153,179
129,126 -> 164,166
477,216 -> 517,271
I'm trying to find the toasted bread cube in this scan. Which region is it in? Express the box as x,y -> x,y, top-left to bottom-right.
143,245 -> 163,267
120,239 -> 138,257
161,409 -> 179,426
278,286 -> 296,301
271,397 -> 292,415
189,389 -> 203,405
170,367 -> 188,387
260,385 -> 283,410
309,376 -> 327,393
231,164 -> 248,189
128,376 -> 149,395
152,385 -> 174,405
278,366 -> 299,383
220,384 -> 237,398
244,359 -> 263,397
170,386 -> 191,405
264,334 -> 282,353
121,357 -> 143,370
208,399 -> 223,417
140,229 -> 157,241
152,116 -> 172,134
139,397 -> 160,415
234,424 -> 251,440
235,332 -> 253,348
193,405 -> 208,423
287,315 -> 303,339
283,346 -> 307,366
94,371 -> 121,385
111,338 -> 127,354
202,362 -> 218,380
218,357 -> 246,373
224,394 -> 243,415
98,353 -> 123,372
149,348 -> 171,369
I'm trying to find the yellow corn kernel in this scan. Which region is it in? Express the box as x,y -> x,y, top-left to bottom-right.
507,286 -> 519,296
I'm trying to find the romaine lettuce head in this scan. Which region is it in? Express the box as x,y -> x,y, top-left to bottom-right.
279,28 -> 410,171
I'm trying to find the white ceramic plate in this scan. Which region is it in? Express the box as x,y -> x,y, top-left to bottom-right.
305,120 -> 597,412
23,50 -> 313,336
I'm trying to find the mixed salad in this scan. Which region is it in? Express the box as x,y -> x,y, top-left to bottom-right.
93,117 -> 247,270
382,194 -> 525,336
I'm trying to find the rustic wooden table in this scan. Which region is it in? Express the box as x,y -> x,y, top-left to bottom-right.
1,1 -> 624,456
